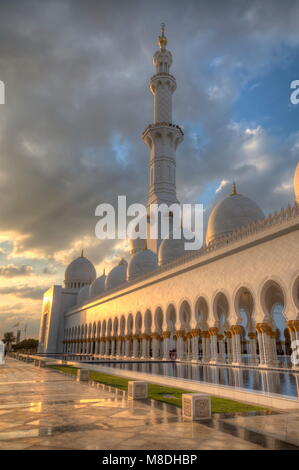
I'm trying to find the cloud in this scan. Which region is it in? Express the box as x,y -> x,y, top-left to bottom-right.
0,0 -> 298,336
0,285 -> 47,299
0,0 -> 298,266
0,264 -> 33,277
0,303 -> 24,312
42,265 -> 57,275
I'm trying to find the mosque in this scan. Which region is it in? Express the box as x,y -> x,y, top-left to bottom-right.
38,26 -> 299,370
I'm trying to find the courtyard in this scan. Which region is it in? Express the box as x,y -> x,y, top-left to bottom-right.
0,358 -> 298,450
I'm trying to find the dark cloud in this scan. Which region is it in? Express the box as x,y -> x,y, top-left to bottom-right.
0,285 -> 46,299
42,265 -> 57,275
0,264 -> 33,277
0,0 -> 298,266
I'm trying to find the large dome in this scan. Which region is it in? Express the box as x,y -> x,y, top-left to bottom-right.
294,163 -> 299,203
127,249 -> 158,280
89,272 -> 106,298
206,185 -> 264,246
65,252 -> 96,288
105,259 -> 128,290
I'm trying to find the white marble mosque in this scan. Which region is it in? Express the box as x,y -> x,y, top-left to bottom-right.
38,26 -> 299,372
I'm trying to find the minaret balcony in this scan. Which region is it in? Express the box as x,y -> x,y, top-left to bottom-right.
142,122 -> 184,139
149,73 -> 176,95
150,72 -> 176,82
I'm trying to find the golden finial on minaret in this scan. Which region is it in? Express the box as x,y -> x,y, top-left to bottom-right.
158,23 -> 167,49
230,181 -> 238,196
80,248 -> 84,257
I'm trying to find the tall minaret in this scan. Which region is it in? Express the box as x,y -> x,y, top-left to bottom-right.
142,24 -> 184,253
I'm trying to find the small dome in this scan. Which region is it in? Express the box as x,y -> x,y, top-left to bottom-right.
206,184 -> 264,245
89,272 -> 106,298
77,284 -> 90,305
65,252 -> 96,288
294,163 -> 299,203
129,238 -> 147,255
128,216 -> 147,254
105,259 -> 128,291
127,249 -> 158,280
158,228 -> 196,266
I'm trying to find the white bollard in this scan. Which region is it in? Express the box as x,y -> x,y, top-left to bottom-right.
128,381 -> 148,400
0,341 -> 5,366
182,393 -> 211,420
76,369 -> 90,382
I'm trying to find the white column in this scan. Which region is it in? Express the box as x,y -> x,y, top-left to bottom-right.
162,332 -> 170,360
105,338 -> 110,356
256,329 -> 265,365
209,328 -> 218,364
257,324 -> 274,367
132,336 -> 139,358
191,330 -> 200,361
288,321 -> 299,369
176,331 -> 185,361
218,335 -> 226,363
141,336 -> 149,359
116,338 -> 121,357
111,338 -> 116,357
226,332 -> 232,363
125,337 -> 131,357
248,333 -> 259,365
231,326 -> 242,365
152,335 -> 160,359
201,332 -> 210,363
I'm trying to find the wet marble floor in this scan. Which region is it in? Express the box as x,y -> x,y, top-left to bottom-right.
0,358 -> 298,450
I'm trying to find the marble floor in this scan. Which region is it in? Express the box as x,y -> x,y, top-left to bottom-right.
0,358 -> 298,450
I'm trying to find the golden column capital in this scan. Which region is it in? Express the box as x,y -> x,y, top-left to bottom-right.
209,327 -> 218,336
201,331 -> 210,339
248,332 -> 257,340
162,331 -> 171,339
231,325 -> 242,335
175,330 -> 185,338
255,322 -> 272,334
191,328 -> 201,337
152,333 -> 162,340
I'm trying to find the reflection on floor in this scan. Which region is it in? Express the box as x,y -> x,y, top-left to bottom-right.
0,358 -> 298,450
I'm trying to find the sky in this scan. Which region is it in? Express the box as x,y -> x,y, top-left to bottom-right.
0,0 -> 298,339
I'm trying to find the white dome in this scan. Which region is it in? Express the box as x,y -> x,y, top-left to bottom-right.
129,238 -> 147,255
77,284 -> 90,305
206,185 -> 264,245
159,237 -> 185,266
65,253 -> 96,287
105,259 -> 128,290
294,163 -> 299,203
127,249 -> 158,280
158,228 -> 196,265
128,216 -> 147,254
89,273 -> 106,298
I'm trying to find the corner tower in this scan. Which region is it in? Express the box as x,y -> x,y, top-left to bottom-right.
142,25 -> 184,253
